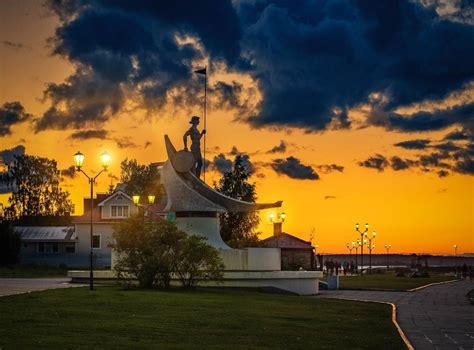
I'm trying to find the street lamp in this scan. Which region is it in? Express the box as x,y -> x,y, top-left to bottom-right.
270,212 -> 286,223
346,242 -> 355,265
453,244 -> 458,275
365,231 -> 376,273
132,195 -> 140,205
132,194 -> 156,211
384,244 -> 392,270
355,223 -> 369,275
354,239 -> 361,272
73,150 -> 110,291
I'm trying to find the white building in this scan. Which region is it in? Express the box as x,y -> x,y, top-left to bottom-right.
17,190 -> 165,268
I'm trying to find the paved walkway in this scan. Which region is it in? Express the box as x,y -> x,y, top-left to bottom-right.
318,280 -> 474,350
0,278 -> 83,297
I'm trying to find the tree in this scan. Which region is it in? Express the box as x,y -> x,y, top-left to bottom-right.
112,216 -> 224,289
5,155 -> 73,219
120,158 -> 162,202
176,235 -> 224,288
0,222 -> 21,266
215,155 -> 261,248
112,216 -> 185,288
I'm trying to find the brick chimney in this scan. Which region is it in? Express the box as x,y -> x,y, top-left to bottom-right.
273,222 -> 282,236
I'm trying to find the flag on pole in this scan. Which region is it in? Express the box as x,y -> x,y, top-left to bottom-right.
194,68 -> 207,75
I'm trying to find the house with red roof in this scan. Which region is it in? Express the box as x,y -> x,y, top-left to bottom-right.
262,222 -> 316,271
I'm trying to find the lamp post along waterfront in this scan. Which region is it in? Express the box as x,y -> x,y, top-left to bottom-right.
346,242 -> 355,266
364,231 -> 376,273
355,223 -> 368,275
73,151 -> 111,291
354,239 -> 361,272
384,244 -> 391,270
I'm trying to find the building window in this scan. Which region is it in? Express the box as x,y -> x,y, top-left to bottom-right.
38,242 -> 59,253
92,235 -> 101,249
66,246 -> 75,253
111,205 -> 129,218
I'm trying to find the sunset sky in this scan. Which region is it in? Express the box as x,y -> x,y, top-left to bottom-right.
1,0 -> 472,255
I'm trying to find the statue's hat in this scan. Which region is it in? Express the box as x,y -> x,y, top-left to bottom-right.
189,116 -> 200,124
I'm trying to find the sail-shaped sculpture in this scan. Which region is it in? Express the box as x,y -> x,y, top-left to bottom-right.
161,135 -> 282,249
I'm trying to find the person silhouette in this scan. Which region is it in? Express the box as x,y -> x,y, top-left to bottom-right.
183,116 -> 206,178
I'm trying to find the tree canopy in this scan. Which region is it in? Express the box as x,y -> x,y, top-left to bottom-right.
215,154 -> 261,248
120,158 -> 162,202
5,155 -> 73,219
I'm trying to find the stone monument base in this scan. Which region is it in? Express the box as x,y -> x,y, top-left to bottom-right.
67,270 -> 322,295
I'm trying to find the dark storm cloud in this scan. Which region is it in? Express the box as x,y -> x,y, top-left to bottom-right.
0,102 -> 32,136
267,140 -> 287,154
35,0 -> 243,131
394,139 -> 431,150
316,164 -> 345,173
390,156 -> 414,171
372,103 -> 474,133
61,165 -> 77,179
358,154 -> 389,172
213,81 -> 245,110
271,156 -> 319,180
238,1 -> 474,131
211,153 -> 233,174
443,129 -> 472,141
437,170 -> 449,178
434,142 -> 461,152
418,152 -> 451,168
36,1 -> 474,133
0,145 -> 26,165
69,129 -> 109,140
115,137 -> 138,149
453,158 -> 474,174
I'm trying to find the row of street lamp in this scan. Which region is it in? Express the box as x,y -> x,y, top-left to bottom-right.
345,223 -> 393,275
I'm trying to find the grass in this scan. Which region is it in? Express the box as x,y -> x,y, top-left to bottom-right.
336,272 -> 455,291
0,264 -> 70,278
0,286 -> 406,349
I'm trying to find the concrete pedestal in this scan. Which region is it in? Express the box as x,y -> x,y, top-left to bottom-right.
68,270 -> 323,295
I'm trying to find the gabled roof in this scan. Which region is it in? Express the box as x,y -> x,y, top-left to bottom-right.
97,190 -> 133,207
262,232 -> 313,249
15,226 -> 75,241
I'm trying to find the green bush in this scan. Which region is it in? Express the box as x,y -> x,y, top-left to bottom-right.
176,235 -> 224,288
112,216 -> 223,289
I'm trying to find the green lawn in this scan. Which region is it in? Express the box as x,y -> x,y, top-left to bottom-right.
0,264 -> 69,278
0,286 -> 406,349
338,273 -> 455,291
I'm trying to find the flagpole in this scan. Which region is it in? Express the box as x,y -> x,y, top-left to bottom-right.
203,66 -> 207,182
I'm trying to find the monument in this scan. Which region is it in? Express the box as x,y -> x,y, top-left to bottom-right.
70,129 -> 322,295
160,134 -> 322,294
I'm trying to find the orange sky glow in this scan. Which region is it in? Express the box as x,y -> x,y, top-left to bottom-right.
1,1 -> 472,255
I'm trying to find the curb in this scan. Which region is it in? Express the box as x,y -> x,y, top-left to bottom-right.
406,279 -> 458,292
324,297 -> 414,350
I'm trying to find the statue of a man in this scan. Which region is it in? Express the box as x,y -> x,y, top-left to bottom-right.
183,115 -> 206,177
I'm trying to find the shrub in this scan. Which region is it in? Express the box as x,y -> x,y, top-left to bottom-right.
112,216 -> 224,289
176,235 -> 224,288
112,216 -> 185,288
0,222 -> 21,266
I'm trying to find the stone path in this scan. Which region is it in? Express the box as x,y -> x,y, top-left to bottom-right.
318,281 -> 474,350
0,278 -> 84,297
